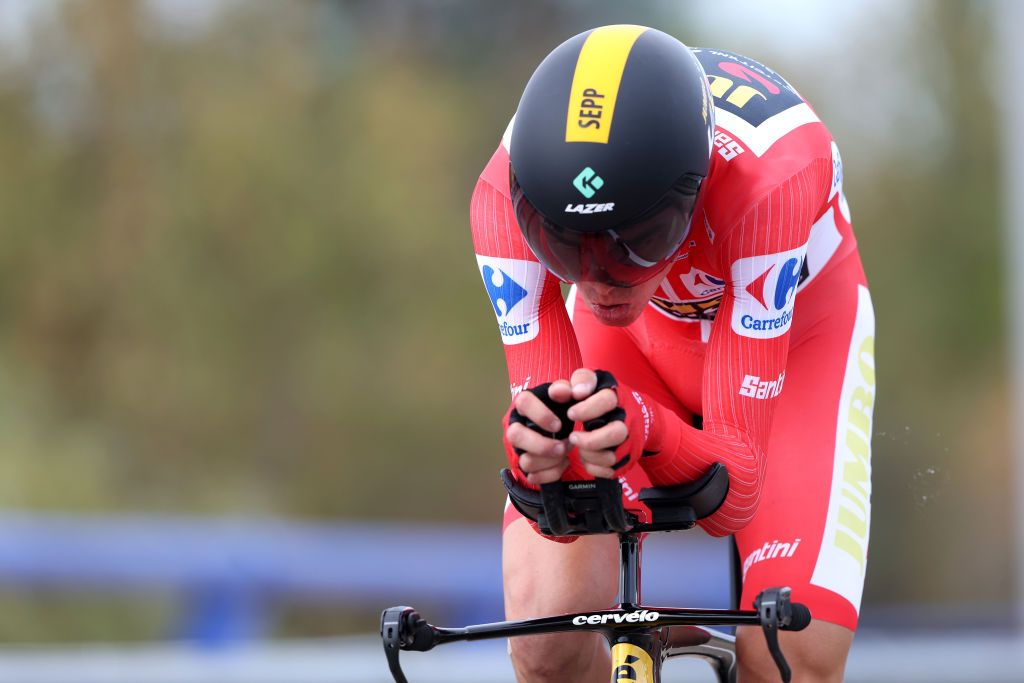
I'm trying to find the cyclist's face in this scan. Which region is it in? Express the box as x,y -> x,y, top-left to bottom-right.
576,263 -> 671,327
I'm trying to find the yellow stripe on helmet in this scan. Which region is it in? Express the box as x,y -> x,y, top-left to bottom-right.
565,24 -> 648,144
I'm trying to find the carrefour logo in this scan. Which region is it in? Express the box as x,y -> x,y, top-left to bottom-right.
730,246 -> 807,339
476,255 -> 545,346
756,257 -> 800,311
482,266 -> 527,317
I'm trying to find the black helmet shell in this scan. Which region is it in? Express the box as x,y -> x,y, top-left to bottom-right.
510,25 -> 714,232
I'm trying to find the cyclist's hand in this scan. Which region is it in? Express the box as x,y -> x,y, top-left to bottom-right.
566,368 -> 652,479
504,380 -> 575,486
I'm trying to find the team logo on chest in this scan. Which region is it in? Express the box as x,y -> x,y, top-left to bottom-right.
649,267 -> 726,321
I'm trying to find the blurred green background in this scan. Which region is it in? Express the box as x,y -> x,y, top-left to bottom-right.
0,0 -> 1012,641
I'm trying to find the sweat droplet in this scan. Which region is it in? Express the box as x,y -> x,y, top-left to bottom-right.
910,467 -> 949,508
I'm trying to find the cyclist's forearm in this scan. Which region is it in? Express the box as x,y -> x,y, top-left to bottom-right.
640,407 -> 764,536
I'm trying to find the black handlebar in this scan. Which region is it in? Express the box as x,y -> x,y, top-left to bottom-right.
381,467 -> 811,683
381,592 -> 812,683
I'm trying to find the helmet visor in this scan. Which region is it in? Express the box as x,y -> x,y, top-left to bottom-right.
512,175 -> 700,287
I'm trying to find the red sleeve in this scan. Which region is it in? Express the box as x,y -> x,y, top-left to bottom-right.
640,160 -> 830,536
469,173 -> 583,394
470,154 -> 596,481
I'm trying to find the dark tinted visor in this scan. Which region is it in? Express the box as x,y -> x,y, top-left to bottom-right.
511,174 -> 701,286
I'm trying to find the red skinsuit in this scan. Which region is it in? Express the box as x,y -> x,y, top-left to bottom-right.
471,48 -> 875,630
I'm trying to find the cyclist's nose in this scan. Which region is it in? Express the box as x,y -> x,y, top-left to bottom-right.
579,281 -> 633,304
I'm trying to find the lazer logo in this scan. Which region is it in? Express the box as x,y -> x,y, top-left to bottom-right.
730,246 -> 807,339
565,202 -> 615,214
573,166 -> 604,198
739,371 -> 786,399
572,610 -> 660,626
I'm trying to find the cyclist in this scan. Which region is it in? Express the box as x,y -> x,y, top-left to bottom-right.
471,25 -> 875,682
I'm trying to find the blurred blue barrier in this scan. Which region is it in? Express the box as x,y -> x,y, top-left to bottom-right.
0,513 -> 730,646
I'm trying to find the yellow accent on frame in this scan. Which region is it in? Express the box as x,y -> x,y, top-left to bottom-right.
564,25 -> 648,144
610,642 -> 655,682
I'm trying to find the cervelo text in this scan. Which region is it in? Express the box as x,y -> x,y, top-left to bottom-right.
572,609 -> 660,626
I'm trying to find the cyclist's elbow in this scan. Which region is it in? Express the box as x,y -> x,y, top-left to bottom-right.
698,454 -> 766,537
698,501 -> 757,537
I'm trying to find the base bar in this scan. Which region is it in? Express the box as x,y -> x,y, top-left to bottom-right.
424,606 -> 762,647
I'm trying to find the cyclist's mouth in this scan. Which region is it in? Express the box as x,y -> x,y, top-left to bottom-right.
590,302 -> 635,325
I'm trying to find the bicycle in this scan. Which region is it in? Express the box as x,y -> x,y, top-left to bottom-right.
381,463 -> 810,682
